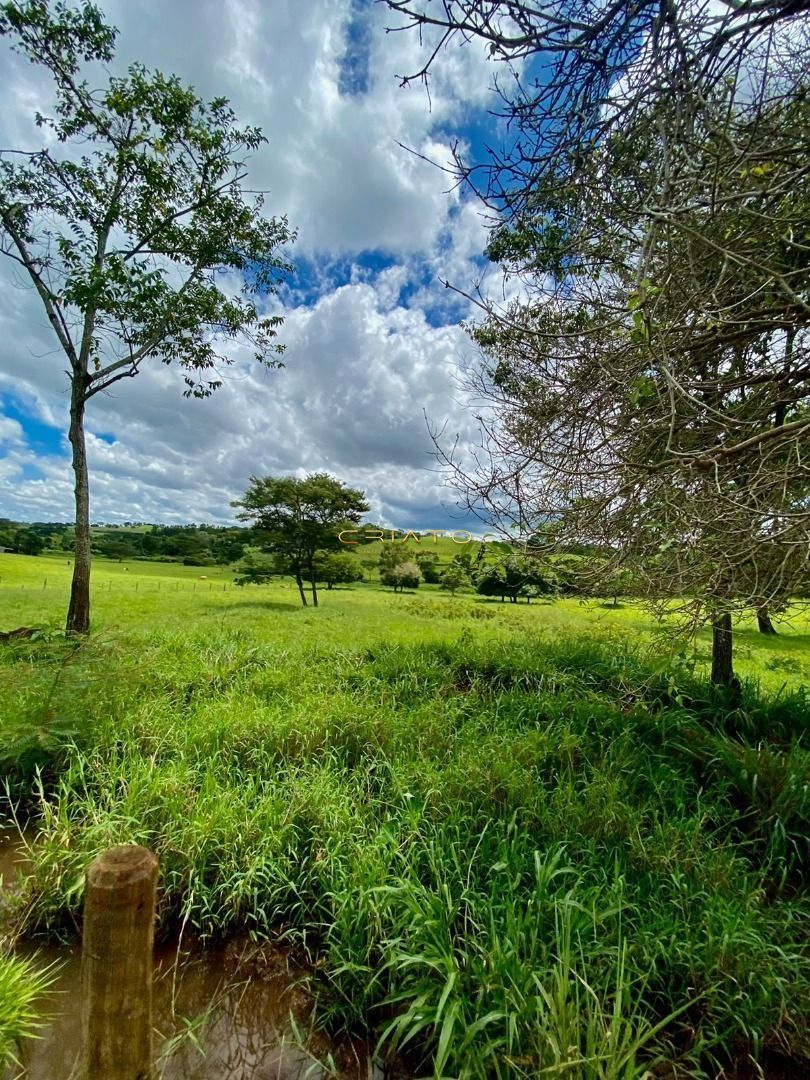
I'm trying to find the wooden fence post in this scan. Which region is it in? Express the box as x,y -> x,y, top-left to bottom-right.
82,845 -> 158,1079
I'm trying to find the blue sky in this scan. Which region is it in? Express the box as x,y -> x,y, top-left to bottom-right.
0,0 -> 516,531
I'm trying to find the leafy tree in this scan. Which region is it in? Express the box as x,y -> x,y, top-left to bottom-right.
314,551 -> 363,590
440,564 -> 469,596
98,538 -> 138,561
378,544 -> 413,574
234,473 -> 369,607
381,561 -> 422,593
415,551 -> 441,583
475,561 -> 509,602
450,548 -> 476,573
475,554 -> 557,603
15,527 -> 44,556
599,567 -> 634,609
549,554 -> 588,596
358,523 -> 388,544
0,2 -> 295,633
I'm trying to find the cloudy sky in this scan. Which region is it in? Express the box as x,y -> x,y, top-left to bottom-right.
0,0 -> 515,530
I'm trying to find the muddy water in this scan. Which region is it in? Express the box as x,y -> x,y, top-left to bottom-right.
0,828 -> 32,888
1,832 -> 376,1079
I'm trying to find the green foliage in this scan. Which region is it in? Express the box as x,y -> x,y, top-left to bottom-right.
378,544 -> 414,572
0,1 -> 295,396
415,551 -> 441,583
0,520 -> 250,564
380,560 -> 422,592
475,554 -> 558,603
234,473 -> 369,605
0,950 -> 55,1070
313,551 -> 363,589
439,564 -> 469,595
11,528 -> 42,557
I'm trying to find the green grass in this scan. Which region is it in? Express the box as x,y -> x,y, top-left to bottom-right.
1,554 -> 809,1076
0,951 -> 55,1069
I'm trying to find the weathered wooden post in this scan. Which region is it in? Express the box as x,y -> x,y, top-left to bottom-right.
82,845 -> 158,1079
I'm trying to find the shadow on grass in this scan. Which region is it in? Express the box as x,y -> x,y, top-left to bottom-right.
695,622 -> 810,654
214,600 -> 301,612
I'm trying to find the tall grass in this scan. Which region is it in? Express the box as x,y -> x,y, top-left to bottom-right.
1,619 -> 809,1075
0,951 -> 54,1069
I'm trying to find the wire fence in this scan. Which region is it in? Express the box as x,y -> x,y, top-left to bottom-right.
0,578 -> 235,592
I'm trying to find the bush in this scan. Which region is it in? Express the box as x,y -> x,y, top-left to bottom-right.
381,561 -> 422,592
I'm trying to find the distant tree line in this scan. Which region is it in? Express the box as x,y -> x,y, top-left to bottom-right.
0,519 -> 46,556
0,519 -> 248,565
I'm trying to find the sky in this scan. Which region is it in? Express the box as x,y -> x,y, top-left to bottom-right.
0,0 -> 516,531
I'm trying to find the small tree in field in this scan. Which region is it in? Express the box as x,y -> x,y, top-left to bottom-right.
0,2 -> 295,633
381,561 -> 422,593
440,565 -> 469,596
475,562 -> 508,602
234,474 -> 369,607
599,567 -> 634,609
314,551 -> 363,590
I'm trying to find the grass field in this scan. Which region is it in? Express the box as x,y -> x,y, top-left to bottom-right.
2,552 -> 810,691
1,553 -> 809,1077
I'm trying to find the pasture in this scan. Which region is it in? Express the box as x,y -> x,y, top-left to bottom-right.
1,553 -> 809,1077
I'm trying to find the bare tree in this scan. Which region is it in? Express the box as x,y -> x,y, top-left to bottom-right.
385,1 -> 810,683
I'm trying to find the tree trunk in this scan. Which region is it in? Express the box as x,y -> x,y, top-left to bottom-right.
308,562 -> 318,607
711,611 -> 734,686
295,571 -> 308,607
67,386 -> 91,635
756,605 -> 777,634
